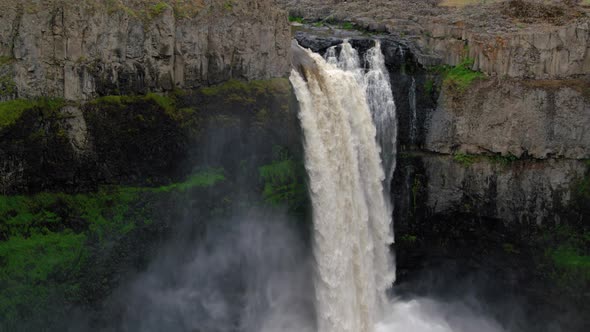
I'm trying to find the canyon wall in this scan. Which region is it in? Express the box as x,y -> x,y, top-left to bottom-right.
0,0 -> 290,101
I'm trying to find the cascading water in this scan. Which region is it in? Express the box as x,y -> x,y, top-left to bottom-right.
325,40 -> 398,192
363,42 -> 399,193
290,41 -> 395,332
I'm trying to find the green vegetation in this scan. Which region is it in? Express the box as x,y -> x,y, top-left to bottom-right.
549,245 -> 590,277
430,58 -> 485,93
400,234 -> 418,245
103,0 -> 205,21
341,22 -> 355,30
541,225 -> 590,295
149,1 -> 169,17
453,152 -> 478,166
0,74 -> 16,97
488,154 -> 518,166
0,169 -> 225,326
289,16 -> 304,23
154,169 -> 225,192
424,78 -> 435,95
259,146 -> 308,215
443,58 -> 485,92
0,56 -> 14,66
0,98 -> 65,128
200,78 -> 290,106
223,0 -> 234,11
90,93 -> 189,121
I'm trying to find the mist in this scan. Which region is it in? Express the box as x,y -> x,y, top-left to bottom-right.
94,207 -> 315,332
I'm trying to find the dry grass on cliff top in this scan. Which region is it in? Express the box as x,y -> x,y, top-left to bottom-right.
0,0 -> 208,19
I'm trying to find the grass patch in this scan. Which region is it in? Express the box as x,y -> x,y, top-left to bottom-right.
289,16 -> 304,23
0,98 -> 65,128
200,78 -> 290,105
149,1 -> 169,17
152,169 -> 225,192
91,93 -> 185,121
443,58 -> 484,92
341,22 -> 355,30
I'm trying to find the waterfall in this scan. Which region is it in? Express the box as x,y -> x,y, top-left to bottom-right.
409,76 -> 418,145
324,40 -> 398,192
364,41 -> 398,193
290,41 -> 395,332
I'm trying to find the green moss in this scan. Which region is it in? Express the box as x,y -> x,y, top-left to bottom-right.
0,168 -> 226,325
429,58 -> 484,93
0,98 -> 65,128
289,16 -> 304,23
453,152 -> 477,166
145,92 -> 177,118
535,224 -> 590,297
443,58 -> 484,92
149,1 -> 169,17
0,231 -> 87,324
488,154 -> 518,166
550,246 -> 590,273
223,0 -> 234,10
400,234 -> 418,245
0,74 -> 15,96
153,169 -> 225,192
0,56 -> 14,66
341,22 -> 355,30
259,147 -> 308,215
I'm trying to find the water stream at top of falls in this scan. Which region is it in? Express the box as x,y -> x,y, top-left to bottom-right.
290,40 -> 397,332
325,40 -> 398,193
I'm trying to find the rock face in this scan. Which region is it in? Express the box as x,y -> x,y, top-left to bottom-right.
420,20 -> 590,79
279,0 -> 590,79
0,79 -> 299,194
0,0 -> 290,101
425,78 -> 590,159
394,154 -> 587,226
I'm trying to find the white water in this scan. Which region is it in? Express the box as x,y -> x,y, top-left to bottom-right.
291,43 -> 394,332
291,41 -> 506,332
325,40 -> 398,193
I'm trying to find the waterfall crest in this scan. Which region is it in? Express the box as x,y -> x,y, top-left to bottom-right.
325,40 -> 398,193
290,41 -> 395,332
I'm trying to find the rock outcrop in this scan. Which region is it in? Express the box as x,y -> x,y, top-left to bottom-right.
279,0 -> 590,79
0,0 -> 290,101
426,78 -> 590,159
394,154 -> 587,226
420,20 -> 590,79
